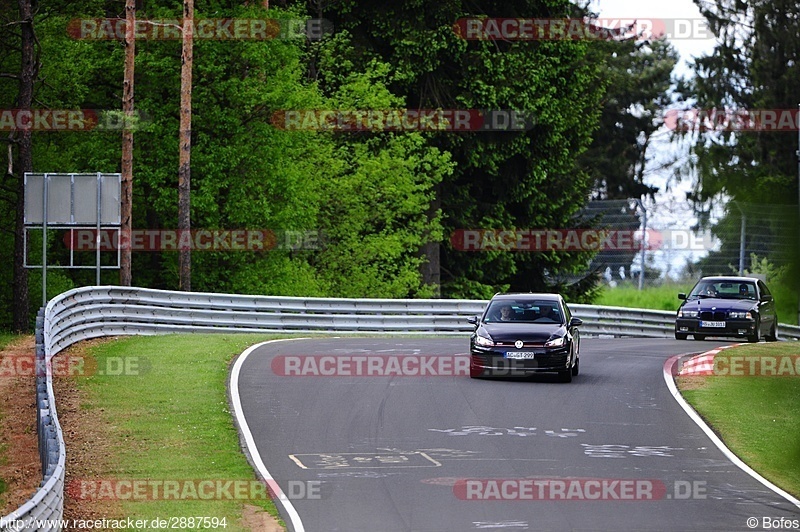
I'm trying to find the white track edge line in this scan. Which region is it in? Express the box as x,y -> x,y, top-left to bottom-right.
231,338 -> 308,532
663,353 -> 800,510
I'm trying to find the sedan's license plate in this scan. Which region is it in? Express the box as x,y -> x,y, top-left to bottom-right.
700,321 -> 726,328
505,352 -> 537,359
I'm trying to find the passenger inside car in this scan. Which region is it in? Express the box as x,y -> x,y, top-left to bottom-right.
535,305 -> 559,323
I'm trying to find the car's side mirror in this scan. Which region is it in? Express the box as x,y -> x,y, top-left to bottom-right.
761,294 -> 773,302
569,317 -> 583,328
467,316 -> 478,325
678,293 -> 687,300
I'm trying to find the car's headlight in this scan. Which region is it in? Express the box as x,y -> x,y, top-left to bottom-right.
474,334 -> 495,347
544,336 -> 566,348
728,311 -> 752,319
679,310 -> 699,318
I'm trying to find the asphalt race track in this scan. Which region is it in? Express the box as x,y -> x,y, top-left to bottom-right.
232,337 -> 800,532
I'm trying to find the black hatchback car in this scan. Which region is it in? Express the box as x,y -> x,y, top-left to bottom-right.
675,276 -> 778,342
468,293 -> 582,382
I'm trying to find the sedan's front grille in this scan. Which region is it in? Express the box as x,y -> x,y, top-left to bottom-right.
700,311 -> 726,321
533,352 -> 569,368
494,341 -> 544,348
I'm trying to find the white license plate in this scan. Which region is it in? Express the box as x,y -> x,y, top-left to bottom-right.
700,321 -> 726,328
505,352 -> 537,359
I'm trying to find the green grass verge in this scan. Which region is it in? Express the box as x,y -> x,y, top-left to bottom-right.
678,342 -> 800,498
73,334 -> 290,531
0,333 -> 18,351
594,283 -> 692,312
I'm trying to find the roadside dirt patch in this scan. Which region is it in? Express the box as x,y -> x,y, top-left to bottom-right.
0,336 -> 40,515
52,338 -> 124,524
676,375 -> 708,391
240,503 -> 284,531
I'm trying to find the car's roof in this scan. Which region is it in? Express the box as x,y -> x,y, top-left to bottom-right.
491,292 -> 561,301
697,276 -> 762,283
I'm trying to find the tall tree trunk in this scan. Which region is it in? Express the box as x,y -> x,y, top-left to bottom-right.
419,182 -> 441,296
120,0 -> 135,286
178,0 -> 193,291
12,0 -> 34,331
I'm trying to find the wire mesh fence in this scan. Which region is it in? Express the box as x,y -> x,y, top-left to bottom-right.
579,199 -> 798,288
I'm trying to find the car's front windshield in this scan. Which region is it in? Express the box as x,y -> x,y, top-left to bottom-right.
689,281 -> 756,300
484,301 -> 564,324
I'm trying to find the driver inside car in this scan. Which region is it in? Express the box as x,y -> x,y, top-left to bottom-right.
739,284 -> 751,298
498,305 -> 515,321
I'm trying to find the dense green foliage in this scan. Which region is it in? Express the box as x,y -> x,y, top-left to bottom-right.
310,0 -> 608,299
0,0 -> 680,328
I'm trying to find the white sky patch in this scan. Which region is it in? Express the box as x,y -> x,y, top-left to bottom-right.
588,0 -> 717,76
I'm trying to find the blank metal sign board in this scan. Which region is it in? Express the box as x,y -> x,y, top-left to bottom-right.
24,173 -> 121,225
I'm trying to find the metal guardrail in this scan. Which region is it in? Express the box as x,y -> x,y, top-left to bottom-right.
777,322 -> 800,340
4,285 -> 799,531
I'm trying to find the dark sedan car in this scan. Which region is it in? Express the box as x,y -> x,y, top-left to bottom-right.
675,276 -> 778,342
468,293 -> 582,382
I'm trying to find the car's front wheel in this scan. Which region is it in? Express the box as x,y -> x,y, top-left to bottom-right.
571,356 -> 580,376
747,321 -> 761,343
558,353 -> 574,383
765,321 -> 778,342
675,332 -> 688,340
